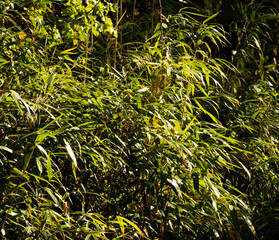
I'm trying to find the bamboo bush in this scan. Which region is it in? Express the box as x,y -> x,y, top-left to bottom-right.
0,0 -> 278,239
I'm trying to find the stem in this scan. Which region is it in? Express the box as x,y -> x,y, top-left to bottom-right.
114,0 -> 119,70
84,35 -> 89,85
91,26 -> 94,70
152,0 -> 155,34
132,0 -> 136,38
158,0 -> 163,39
120,0 -> 123,60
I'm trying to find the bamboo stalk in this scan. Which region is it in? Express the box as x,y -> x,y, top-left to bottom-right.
120,0 -> 123,60
84,35 -> 89,85
132,0 -> 136,38
152,0 -> 155,34
114,0 -> 119,70
158,0 -> 163,39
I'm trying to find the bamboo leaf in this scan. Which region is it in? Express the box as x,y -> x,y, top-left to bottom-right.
182,115 -> 197,134
60,46 -> 78,54
116,216 -> 126,234
64,139 -> 77,169
0,146 -> 13,154
35,132 -> 50,146
118,216 -> 144,235
46,155 -> 52,181
12,167 -> 29,181
203,11 -> 220,24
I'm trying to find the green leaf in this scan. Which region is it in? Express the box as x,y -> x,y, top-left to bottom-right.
64,139 -> 77,169
162,23 -> 168,29
35,132 -> 50,146
45,187 -> 58,204
12,167 -> 29,181
38,145 -> 52,180
116,216 -> 126,234
60,46 -> 78,55
23,151 -> 32,170
203,11 -> 220,24
117,216 -> 144,236
194,99 -> 220,124
167,178 -> 182,198
36,157 -> 43,174
46,155 -> 52,181
182,115 -> 197,134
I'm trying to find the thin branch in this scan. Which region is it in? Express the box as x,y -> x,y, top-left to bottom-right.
152,0 -> 155,34
158,0 -> 163,38
114,0 -> 119,70
132,0 -> 136,38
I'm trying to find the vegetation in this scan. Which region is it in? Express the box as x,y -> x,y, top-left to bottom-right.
0,0 -> 278,239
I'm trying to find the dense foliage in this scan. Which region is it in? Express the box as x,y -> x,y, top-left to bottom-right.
0,0 -> 278,239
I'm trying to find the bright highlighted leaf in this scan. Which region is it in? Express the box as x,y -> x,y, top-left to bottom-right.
0,146 -> 13,153
60,46 -> 78,55
64,139 -> 77,169
116,216 -> 144,236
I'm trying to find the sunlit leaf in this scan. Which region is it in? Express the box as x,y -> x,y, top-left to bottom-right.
64,139 -> 77,169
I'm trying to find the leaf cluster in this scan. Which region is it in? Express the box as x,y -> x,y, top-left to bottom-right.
0,0 -> 278,239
